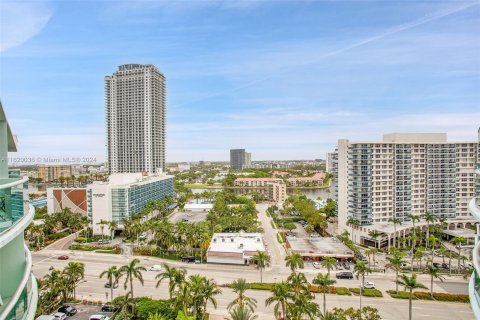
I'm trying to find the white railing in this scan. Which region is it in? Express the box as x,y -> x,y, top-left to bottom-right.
0,244 -> 36,320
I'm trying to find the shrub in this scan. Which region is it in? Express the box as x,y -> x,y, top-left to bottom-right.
309,285 -> 336,294
75,237 -> 87,243
47,231 -> 70,241
387,290 -> 414,299
247,283 -> 274,291
270,221 -> 277,229
135,297 -> 178,319
276,234 -> 283,244
349,288 -> 383,297
415,292 -> 469,303
335,287 -> 352,296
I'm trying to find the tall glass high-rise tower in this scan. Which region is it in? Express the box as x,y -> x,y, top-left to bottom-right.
0,101 -> 38,320
105,64 -> 166,174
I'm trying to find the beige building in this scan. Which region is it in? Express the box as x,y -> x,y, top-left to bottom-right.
287,172 -> 326,186
234,178 -> 287,204
38,165 -> 73,182
336,133 -> 478,244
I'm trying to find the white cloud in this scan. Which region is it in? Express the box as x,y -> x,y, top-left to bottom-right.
0,0 -> 53,52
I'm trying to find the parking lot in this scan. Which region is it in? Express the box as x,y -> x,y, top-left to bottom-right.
44,304 -> 114,320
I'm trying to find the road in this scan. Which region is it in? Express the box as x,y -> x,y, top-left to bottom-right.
32,250 -> 474,320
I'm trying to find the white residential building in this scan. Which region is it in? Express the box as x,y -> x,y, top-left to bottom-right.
336,133 -> 478,244
106,64 -> 166,174
87,172 -> 174,235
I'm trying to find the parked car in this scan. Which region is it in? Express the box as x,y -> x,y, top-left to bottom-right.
89,315 -> 110,320
101,305 -> 119,312
51,312 -> 67,320
148,265 -> 162,271
58,306 -> 77,316
313,262 -> 321,269
181,256 -> 195,263
442,263 -> 449,269
400,262 -> 409,268
104,282 -> 118,288
336,272 -> 353,279
362,281 -> 375,289
36,316 -> 55,320
343,262 -> 350,270
433,263 -> 442,268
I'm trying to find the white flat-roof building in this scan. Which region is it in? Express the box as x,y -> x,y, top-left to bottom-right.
207,232 -> 265,265
335,133 -> 478,245
87,172 -> 174,235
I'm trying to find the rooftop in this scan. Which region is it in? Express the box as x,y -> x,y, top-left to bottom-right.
208,232 -> 265,254
287,236 -> 354,258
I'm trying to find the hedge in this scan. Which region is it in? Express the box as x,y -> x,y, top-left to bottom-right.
415,292 -> 469,303
386,290 -> 412,299
349,288 -> 383,297
47,231 -> 70,241
309,285 -> 336,294
95,249 -> 120,254
270,221 -> 277,229
70,244 -> 118,252
336,287 -> 352,296
277,234 -> 284,244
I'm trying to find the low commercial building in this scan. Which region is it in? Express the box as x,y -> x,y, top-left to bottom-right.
37,165 -> 72,182
286,236 -> 354,261
207,232 -> 266,265
46,188 -> 88,215
234,177 -> 280,187
87,172 -> 174,235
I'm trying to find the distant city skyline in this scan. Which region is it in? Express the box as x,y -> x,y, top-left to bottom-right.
1,1 -> 479,162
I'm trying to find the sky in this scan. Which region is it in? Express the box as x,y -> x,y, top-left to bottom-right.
0,0 -> 479,163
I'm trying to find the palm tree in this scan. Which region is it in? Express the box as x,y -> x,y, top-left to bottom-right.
118,258 -> 146,298
428,235 -> 439,265
313,273 -> 336,315
265,281 -> 291,320
353,261 -> 371,310
368,230 -> 383,249
425,265 -> 445,296
396,273 -> 428,320
289,291 -> 319,320
114,292 -> 136,320
108,220 -> 118,240
63,261 -> 85,301
422,212 -> 437,248
188,275 -> 221,319
287,272 -> 309,300
228,278 -> 257,312
388,217 -> 402,249
347,217 -> 359,243
97,219 -> 110,241
386,250 -> 405,293
156,263 -> 187,301
251,251 -> 270,283
100,266 -> 118,304
452,236 -> 466,272
285,252 -> 304,272
226,305 -> 258,320
320,257 -> 336,275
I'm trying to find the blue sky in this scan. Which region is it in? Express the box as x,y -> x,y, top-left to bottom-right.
1,0 -> 479,163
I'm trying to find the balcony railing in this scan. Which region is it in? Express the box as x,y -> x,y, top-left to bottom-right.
0,244 -> 38,320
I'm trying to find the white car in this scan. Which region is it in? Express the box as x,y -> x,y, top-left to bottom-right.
148,264 -> 162,271
362,281 -> 375,289
89,315 -> 110,320
51,313 -> 67,320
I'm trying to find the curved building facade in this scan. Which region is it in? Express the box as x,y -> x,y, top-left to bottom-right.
469,127 -> 480,319
0,102 -> 38,320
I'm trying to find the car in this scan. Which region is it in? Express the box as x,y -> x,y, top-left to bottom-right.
442,263 -> 449,269
362,281 -> 375,289
336,272 -> 353,279
433,262 -> 442,268
57,255 -> 69,260
104,282 -> 118,288
181,256 -> 196,263
101,305 -> 119,312
58,306 -> 77,316
51,312 -> 67,320
89,315 -> 110,320
36,316 -> 56,320
313,262 -> 321,269
148,264 -> 162,271
194,260 -> 201,264
400,262 -> 409,268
